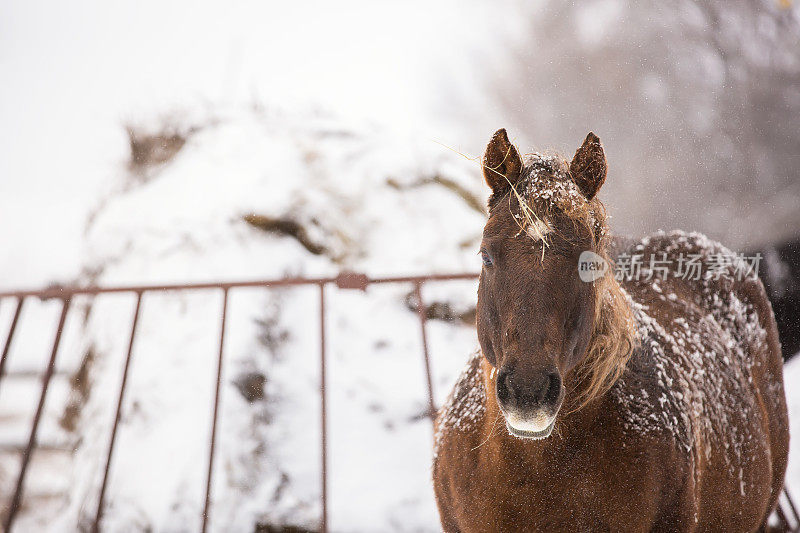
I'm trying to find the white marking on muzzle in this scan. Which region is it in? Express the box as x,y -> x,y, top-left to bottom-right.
506,411 -> 553,433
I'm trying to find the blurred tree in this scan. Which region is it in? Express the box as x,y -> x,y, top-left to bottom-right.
494,0 -> 800,248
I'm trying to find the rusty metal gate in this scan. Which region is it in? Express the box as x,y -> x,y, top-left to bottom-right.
1,272 -> 798,532
0,272 -> 478,532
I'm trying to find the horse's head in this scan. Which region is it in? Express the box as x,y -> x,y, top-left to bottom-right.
477,129 -> 632,440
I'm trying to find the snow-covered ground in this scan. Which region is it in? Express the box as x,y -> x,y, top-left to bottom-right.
0,108 -> 488,531
0,1 -> 514,529
780,356 -> 800,501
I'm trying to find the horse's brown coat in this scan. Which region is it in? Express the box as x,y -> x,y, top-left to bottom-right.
432,130 -> 789,532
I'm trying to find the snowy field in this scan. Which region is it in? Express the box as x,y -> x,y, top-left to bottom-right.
0,108 -> 490,531
1,0 -> 799,531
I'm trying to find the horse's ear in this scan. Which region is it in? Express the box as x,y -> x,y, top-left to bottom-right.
483,128 -> 522,194
569,132 -> 607,200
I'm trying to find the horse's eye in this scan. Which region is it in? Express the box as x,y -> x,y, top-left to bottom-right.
480,249 -> 493,267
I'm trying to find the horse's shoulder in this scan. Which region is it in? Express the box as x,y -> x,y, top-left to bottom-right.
433,351 -> 487,462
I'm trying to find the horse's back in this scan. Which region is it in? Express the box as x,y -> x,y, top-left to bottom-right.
614,231 -> 789,530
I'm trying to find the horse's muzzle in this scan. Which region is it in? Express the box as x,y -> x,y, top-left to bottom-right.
496,365 -> 563,439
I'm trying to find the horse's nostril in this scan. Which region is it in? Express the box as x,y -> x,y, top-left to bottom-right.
497,367 -> 561,410
497,367 -> 512,404
530,373 -> 550,405
543,372 -> 561,405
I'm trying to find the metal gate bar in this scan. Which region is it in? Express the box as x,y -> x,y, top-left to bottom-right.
414,282 -> 436,419
0,272 -> 478,532
0,273 -> 480,301
201,288 -> 229,533
0,298 -> 24,393
785,488 -> 800,530
93,291 -> 143,532
4,297 -> 71,531
319,283 -> 329,533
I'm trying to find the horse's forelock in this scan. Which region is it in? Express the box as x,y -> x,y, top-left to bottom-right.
493,153 -> 606,245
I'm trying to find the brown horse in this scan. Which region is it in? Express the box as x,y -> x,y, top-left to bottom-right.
432,129 -> 789,532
